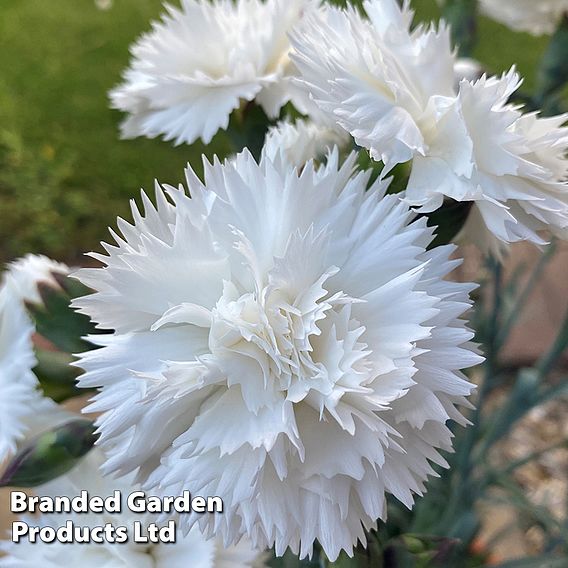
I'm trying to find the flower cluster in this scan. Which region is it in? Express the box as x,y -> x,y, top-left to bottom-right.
110,0 -> 568,257
291,0 -> 568,257
4,0 -> 568,565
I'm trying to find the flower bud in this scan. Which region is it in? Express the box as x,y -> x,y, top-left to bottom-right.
0,419 -> 97,488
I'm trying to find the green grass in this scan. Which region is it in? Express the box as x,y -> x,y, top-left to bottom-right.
0,0 -> 230,263
0,0 -> 549,263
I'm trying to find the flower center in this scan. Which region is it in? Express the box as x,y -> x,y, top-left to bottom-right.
208,276 -> 373,414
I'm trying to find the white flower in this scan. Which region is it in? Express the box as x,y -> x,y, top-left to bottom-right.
110,0 -> 316,145
0,450 -> 266,568
406,70 -> 568,256
0,277 -> 70,461
263,118 -> 350,168
73,148 -> 481,560
291,0 -> 456,171
479,0 -> 568,36
4,254 -> 69,305
292,0 -> 568,254
0,279 -> 38,459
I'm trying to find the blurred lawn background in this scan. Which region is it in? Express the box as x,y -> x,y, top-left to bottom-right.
0,0 -> 549,264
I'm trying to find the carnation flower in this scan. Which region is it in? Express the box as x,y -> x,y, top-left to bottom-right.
292,0 -> 568,254
0,277 -> 70,461
264,118 -> 350,168
110,0 -> 315,145
0,450 -> 266,568
291,0 -> 456,171
4,254 -> 70,305
406,70 -> 568,257
74,147 -> 481,560
479,0 -> 568,36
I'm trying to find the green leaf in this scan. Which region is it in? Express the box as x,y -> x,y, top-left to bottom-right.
327,552 -> 365,568
478,368 -> 540,452
28,274 -> 104,354
488,477 -> 568,546
422,199 -> 473,248
535,306 -> 568,379
442,0 -> 478,57
500,440 -> 568,476
356,151 -> 412,194
226,101 -> 272,160
269,551 -> 303,568
536,14 -> 568,113
0,419 -> 97,487
268,550 -> 325,568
